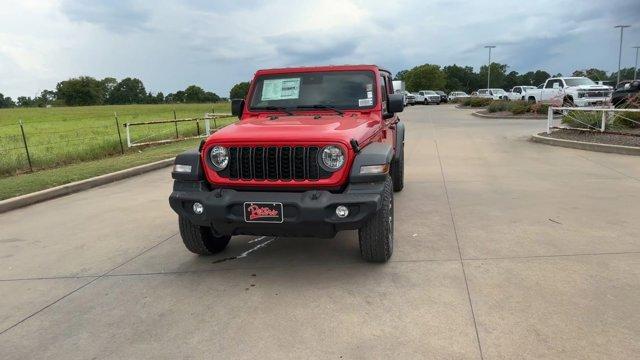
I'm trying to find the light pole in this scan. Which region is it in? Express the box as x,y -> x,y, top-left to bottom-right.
633,46 -> 640,80
614,25 -> 630,85
484,45 -> 496,89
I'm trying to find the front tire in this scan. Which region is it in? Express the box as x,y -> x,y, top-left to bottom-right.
358,176 -> 394,263
179,216 -> 231,255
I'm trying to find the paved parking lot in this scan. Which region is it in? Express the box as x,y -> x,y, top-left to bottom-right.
1,104 -> 639,359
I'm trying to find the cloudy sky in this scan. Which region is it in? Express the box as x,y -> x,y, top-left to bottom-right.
1,0 -> 639,98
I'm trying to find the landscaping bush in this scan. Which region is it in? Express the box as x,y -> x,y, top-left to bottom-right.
487,100 -> 509,113
530,103 -> 550,115
462,97 -> 492,107
612,111 -> 640,129
561,111 -> 603,129
508,101 -> 530,115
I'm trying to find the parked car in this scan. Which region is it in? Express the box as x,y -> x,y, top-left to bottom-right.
477,88 -> 508,100
612,80 -> 640,107
169,64 -> 405,263
448,91 -> 470,102
506,86 -> 537,101
418,90 -> 441,104
412,92 -> 425,104
402,91 -> 416,105
525,77 -> 612,107
435,91 -> 447,103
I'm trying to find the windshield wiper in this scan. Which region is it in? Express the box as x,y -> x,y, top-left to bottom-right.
295,105 -> 344,115
253,106 -> 294,115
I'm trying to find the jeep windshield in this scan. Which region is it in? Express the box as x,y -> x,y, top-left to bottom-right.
565,78 -> 596,86
249,71 -> 377,112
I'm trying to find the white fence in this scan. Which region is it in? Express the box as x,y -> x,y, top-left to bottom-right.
124,113 -> 232,147
546,107 -> 640,134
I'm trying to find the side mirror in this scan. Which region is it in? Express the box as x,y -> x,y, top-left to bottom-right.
231,99 -> 245,117
388,93 -> 404,114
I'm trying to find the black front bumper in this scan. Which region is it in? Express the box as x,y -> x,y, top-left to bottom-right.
169,181 -> 385,238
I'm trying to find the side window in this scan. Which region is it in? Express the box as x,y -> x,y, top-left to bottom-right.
515,87 -> 521,94
545,80 -> 555,89
380,76 -> 388,114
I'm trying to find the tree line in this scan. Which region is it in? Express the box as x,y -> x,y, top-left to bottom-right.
0,76 -> 228,108
395,64 -> 637,93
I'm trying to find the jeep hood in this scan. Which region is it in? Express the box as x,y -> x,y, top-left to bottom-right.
208,113 -> 382,145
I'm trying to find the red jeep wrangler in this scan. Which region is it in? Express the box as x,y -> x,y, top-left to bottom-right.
169,65 -> 405,262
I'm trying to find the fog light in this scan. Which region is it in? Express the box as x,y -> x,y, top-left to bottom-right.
336,205 -> 349,218
193,202 -> 204,215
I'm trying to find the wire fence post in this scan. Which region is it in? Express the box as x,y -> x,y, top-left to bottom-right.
173,109 -> 179,139
600,110 -> 607,132
196,119 -> 201,136
19,120 -> 33,172
114,112 -> 125,155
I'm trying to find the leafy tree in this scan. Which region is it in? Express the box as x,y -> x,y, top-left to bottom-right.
184,85 -> 206,103
478,62 -> 508,89
100,77 -> 118,98
503,71 -> 520,90
203,91 -> 220,102
573,68 -> 608,82
532,70 -> 551,86
404,64 -> 447,92
443,65 -> 478,93
56,76 -> 106,106
229,82 -> 250,99
107,78 -> 147,104
609,67 -> 636,84
0,93 -> 16,108
17,96 -> 35,107
394,70 -> 409,81
155,92 -> 164,103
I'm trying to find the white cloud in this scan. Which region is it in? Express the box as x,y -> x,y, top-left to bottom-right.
0,0 -> 638,98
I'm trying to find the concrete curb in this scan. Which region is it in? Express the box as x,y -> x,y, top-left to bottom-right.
472,111 -> 549,120
531,134 -> 640,156
0,158 -> 175,214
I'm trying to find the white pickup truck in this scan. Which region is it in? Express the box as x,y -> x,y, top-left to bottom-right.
525,77 -> 612,107
506,86 -> 537,101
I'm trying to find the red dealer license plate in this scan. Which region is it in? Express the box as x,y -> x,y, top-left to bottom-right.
243,202 -> 284,223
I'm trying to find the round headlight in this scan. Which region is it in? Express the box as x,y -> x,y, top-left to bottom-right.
209,146 -> 229,171
320,145 -> 345,171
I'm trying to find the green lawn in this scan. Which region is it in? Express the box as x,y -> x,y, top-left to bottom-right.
0,138 -> 203,200
0,103 -> 232,176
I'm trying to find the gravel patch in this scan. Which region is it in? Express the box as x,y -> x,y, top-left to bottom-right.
541,129 -> 640,147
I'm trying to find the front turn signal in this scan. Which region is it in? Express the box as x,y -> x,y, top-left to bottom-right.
359,164 -> 389,174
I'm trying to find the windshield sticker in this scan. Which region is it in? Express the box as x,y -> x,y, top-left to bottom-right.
366,84 -> 373,91
358,98 -> 373,107
367,91 -> 373,99
261,78 -> 301,100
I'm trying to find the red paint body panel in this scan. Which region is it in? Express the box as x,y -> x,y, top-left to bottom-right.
201,65 -> 395,189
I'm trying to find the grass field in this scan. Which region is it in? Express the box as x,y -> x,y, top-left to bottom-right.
0,103 -> 233,176
0,138 -> 202,200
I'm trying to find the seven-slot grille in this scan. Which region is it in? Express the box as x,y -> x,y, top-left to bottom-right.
224,146 -> 332,181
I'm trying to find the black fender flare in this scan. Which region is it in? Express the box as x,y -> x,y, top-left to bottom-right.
394,121 -> 405,161
349,142 -> 393,183
171,149 -> 205,181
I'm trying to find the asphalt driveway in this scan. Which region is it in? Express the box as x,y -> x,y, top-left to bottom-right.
1,105 -> 639,359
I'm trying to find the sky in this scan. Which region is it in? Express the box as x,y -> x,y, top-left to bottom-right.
1,0 -> 639,98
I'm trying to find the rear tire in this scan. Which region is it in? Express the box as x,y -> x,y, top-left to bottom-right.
358,176 -> 394,263
179,216 -> 230,255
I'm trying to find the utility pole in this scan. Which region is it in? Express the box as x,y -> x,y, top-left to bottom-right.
633,46 -> 640,80
614,25 -> 630,85
484,45 -> 496,89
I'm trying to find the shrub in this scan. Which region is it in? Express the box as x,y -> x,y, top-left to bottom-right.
561,111 -> 603,129
530,103 -> 550,115
462,97 -> 492,107
612,111 -> 640,129
487,100 -> 509,113
509,101 -> 530,115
